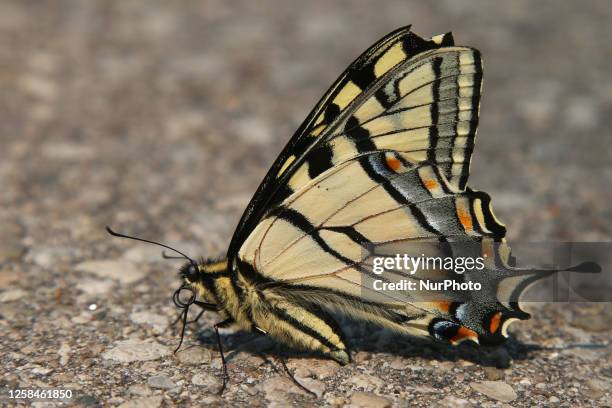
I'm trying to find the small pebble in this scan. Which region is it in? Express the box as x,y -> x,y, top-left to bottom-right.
199,396 -> 221,405
286,358 -> 340,379
352,351 -> 371,364
128,384 -> 152,397
260,376 -> 308,403
436,395 -> 472,408
349,391 -> 391,408
75,260 -> 146,284
129,311 -> 169,333
191,373 -> 219,392
147,374 -> 176,390
118,396 -> 162,408
413,385 -> 437,394
102,339 -> 170,362
140,361 -> 160,373
58,343 -> 71,366
20,345 -> 36,354
470,381 -> 518,402
0,289 -> 26,302
31,365 -> 53,375
175,347 -> 213,365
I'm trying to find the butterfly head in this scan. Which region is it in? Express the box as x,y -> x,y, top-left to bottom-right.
104,226 -> 228,307
180,258 -> 228,282
178,258 -> 229,303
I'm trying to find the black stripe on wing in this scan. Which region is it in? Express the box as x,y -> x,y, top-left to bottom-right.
358,153 -> 441,236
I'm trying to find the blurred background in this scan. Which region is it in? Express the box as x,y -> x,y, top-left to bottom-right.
0,1 -> 610,406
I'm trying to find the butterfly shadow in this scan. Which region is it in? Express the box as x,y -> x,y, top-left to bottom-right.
191,319 -> 607,372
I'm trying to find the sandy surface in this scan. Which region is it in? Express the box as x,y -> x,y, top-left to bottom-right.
0,1 -> 610,406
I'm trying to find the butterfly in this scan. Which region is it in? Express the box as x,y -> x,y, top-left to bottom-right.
107,25 -> 597,394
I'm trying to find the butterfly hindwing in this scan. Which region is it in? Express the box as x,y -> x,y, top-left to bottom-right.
237,151 -> 511,341
228,27 -> 481,258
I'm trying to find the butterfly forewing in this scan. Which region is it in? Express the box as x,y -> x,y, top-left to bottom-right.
294,46 -> 482,192
228,27 -> 480,259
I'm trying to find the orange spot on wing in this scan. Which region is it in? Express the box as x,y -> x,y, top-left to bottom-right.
489,312 -> 502,334
385,156 -> 401,171
451,326 -> 479,344
424,179 -> 438,190
435,301 -> 451,314
457,208 -> 473,230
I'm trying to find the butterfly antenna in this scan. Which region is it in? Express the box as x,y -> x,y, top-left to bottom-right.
162,250 -> 185,260
105,226 -> 196,265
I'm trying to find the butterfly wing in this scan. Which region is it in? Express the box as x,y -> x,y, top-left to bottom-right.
228,27 -> 482,257
228,27 -> 530,345
237,151 -> 539,344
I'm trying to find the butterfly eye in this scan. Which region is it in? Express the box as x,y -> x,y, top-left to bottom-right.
180,262 -> 199,282
186,264 -> 198,280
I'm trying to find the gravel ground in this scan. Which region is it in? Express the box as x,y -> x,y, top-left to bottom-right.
1,1 -> 611,407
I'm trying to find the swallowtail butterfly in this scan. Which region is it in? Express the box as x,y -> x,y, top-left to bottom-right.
107,26 -> 597,394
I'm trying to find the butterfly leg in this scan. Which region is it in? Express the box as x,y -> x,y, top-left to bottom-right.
252,326 -> 317,397
214,318 -> 234,395
278,354 -> 318,397
190,301 -> 217,323
173,301 -> 218,353
172,301 -> 217,327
